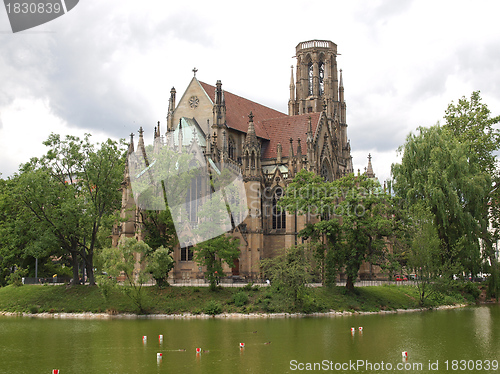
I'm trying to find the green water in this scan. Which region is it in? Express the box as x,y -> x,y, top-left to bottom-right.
0,306 -> 499,373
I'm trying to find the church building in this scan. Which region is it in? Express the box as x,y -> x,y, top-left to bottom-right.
116,40 -> 364,282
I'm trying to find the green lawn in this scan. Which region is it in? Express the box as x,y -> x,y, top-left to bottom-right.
0,282 -> 478,316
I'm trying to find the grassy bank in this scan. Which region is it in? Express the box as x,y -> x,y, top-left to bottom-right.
0,282 -> 481,316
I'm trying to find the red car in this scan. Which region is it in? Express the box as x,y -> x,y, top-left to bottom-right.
394,274 -> 408,281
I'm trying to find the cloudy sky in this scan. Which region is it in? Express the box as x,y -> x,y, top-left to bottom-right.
1,0 -> 499,183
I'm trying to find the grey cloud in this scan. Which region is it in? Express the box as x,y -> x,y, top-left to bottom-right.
408,62 -> 449,100
456,42 -> 500,94
0,3 -> 215,141
355,0 -> 414,28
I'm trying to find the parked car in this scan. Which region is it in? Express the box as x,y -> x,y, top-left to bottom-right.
394,274 -> 408,281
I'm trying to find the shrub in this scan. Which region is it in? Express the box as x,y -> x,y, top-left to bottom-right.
242,283 -> 254,291
204,300 -> 223,315
233,292 -> 248,307
7,266 -> 27,287
463,282 -> 481,300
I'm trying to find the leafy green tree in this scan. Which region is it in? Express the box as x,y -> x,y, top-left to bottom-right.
193,234 -> 240,291
260,245 -> 313,307
13,134 -> 125,285
145,246 -> 174,288
99,237 -> 152,313
280,170 -> 392,292
14,165 -> 83,284
391,124 -> 489,277
443,91 -> 500,268
43,134 -> 125,285
406,204 -> 442,305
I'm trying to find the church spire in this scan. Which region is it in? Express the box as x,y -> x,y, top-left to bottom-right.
245,112 -> 257,143
167,87 -> 176,132
288,65 -> 296,115
366,153 -> 376,178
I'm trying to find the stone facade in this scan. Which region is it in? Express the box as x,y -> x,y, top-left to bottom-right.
115,40 -> 381,282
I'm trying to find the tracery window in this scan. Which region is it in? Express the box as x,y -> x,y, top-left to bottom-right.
321,161 -> 332,182
308,62 -> 314,96
186,160 -> 202,224
272,187 -> 286,230
319,61 -> 325,96
228,137 -> 236,160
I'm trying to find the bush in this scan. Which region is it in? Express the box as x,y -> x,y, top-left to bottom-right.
463,282 -> 481,300
242,283 -> 254,291
233,292 -> 248,307
204,300 -> 223,315
7,266 -> 27,287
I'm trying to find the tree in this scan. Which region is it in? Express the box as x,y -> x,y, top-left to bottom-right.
280,170 -> 392,292
193,234 -> 240,291
99,237 -> 152,313
391,124 -> 489,277
444,91 -> 500,269
406,204 -> 442,305
145,246 -> 174,288
14,134 -> 125,285
260,245 -> 312,307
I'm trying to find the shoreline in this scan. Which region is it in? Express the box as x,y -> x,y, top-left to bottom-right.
0,303 -> 470,320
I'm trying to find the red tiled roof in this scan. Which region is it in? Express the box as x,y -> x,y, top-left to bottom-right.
199,81 -> 287,140
261,113 -> 322,159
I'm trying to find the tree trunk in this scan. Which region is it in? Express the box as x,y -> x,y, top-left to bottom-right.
346,275 -> 355,293
85,251 -> 95,286
71,251 -> 79,285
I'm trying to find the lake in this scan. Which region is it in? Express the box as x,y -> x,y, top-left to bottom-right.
0,305 -> 499,373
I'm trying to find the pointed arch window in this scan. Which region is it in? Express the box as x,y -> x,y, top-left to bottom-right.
186,160 -> 202,224
321,161 -> 332,182
228,137 -> 236,160
318,61 -> 325,96
308,62 -> 314,96
272,188 -> 286,230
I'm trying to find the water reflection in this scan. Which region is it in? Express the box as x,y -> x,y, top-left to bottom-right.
0,305 -> 498,374
474,306 -> 491,349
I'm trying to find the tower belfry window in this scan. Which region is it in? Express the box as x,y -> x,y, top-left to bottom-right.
308,62 -> 313,96
319,61 -> 325,96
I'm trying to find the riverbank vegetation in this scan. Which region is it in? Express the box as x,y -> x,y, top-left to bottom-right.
0,280 -> 484,316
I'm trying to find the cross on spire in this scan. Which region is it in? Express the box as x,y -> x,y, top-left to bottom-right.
192,67 -> 198,77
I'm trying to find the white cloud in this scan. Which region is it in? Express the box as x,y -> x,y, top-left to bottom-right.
1,0 -> 500,179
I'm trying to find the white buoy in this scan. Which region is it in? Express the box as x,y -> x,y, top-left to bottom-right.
157,353 -> 162,359
196,347 -> 202,354
159,334 -> 163,342
350,327 -> 355,333
142,335 -> 147,342
358,327 -> 363,332
239,342 -> 245,348
402,351 -> 408,358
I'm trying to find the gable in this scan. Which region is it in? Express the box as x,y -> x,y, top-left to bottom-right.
172,78 -> 214,136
